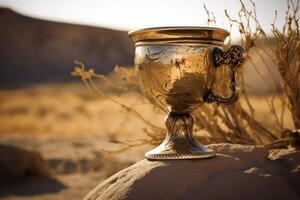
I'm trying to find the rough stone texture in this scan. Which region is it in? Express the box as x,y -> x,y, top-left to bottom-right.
85,143 -> 300,200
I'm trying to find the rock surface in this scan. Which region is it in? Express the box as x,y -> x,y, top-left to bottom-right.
85,143 -> 300,200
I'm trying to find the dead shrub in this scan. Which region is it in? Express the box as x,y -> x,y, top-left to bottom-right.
72,0 -> 300,151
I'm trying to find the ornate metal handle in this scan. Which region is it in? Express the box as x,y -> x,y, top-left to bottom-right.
203,45 -> 245,105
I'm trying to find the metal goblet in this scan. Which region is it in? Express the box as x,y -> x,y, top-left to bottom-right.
129,27 -> 245,160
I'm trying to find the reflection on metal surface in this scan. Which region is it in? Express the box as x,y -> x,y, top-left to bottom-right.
136,45 -> 211,113
145,113 -> 216,159
129,27 -> 245,160
128,26 -> 229,46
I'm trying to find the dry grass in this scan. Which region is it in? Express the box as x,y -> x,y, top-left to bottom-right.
0,83 -> 163,137
271,0 -> 300,129
0,83 -> 292,140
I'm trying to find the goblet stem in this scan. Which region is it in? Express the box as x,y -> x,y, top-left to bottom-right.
145,113 -> 216,160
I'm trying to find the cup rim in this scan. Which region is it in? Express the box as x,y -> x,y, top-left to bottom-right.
128,26 -> 230,45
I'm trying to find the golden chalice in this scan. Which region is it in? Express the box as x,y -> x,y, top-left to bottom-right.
129,27 -> 245,160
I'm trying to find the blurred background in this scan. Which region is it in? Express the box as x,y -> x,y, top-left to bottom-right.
0,0 -> 295,199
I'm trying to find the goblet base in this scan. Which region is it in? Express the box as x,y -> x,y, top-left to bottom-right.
145,113 -> 216,160
145,141 -> 216,160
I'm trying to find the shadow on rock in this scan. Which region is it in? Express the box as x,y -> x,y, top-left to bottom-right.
0,177 -> 66,196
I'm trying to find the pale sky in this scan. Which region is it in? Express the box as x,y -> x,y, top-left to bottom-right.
0,0 -> 291,39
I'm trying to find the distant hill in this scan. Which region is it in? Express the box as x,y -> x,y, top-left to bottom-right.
0,8 -> 280,94
0,8 -> 134,88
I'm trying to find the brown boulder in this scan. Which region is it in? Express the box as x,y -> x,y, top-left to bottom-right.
0,144 -> 50,182
85,143 -> 300,200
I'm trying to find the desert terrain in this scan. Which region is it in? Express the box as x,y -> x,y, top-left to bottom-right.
0,80 -> 294,200
0,82 -> 150,200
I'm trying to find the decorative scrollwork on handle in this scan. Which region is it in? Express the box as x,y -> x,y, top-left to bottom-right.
204,45 -> 245,105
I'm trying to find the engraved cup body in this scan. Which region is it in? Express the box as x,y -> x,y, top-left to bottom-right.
134,44 -> 215,114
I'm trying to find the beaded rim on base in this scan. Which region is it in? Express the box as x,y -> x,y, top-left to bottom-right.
145,150 -> 216,160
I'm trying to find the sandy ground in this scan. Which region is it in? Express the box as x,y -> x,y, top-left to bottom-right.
0,134 -> 148,200
0,82 -> 294,200
0,83 -> 154,200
